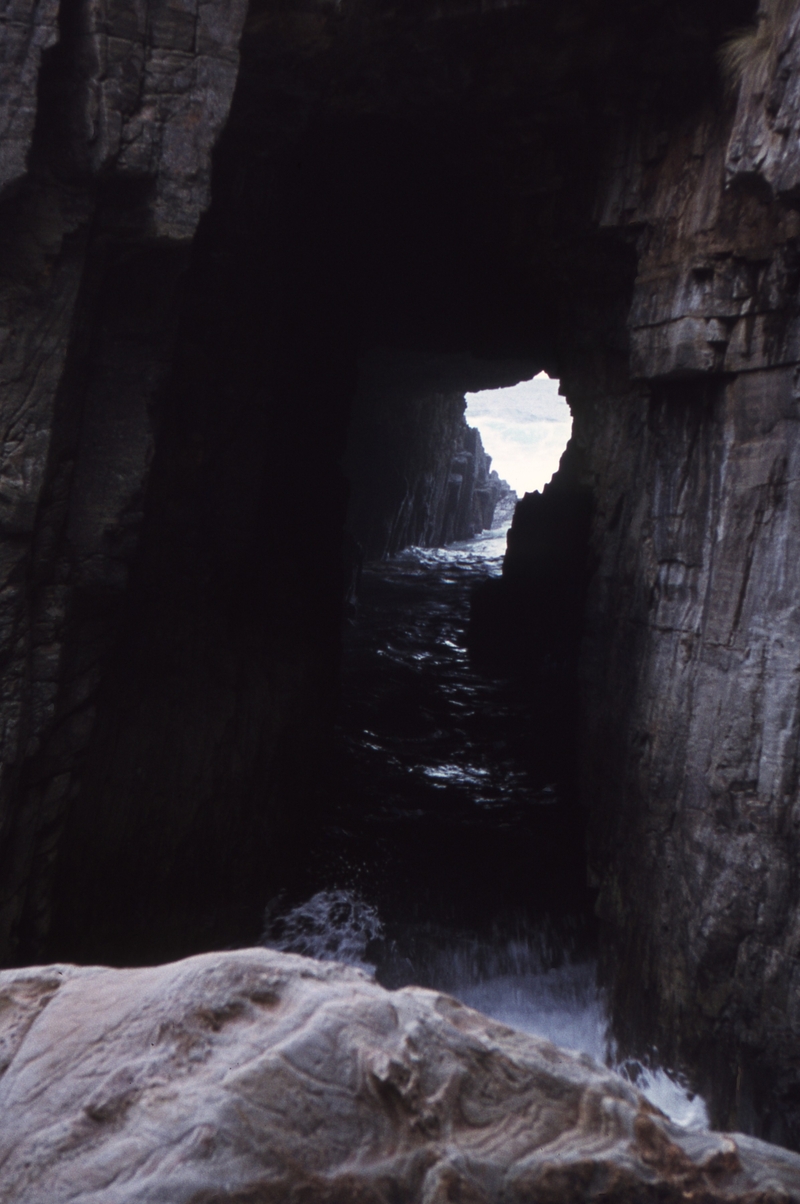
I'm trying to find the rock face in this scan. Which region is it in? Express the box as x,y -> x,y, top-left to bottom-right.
467,442 -> 593,789
2,947 -> 800,1204
0,0 -> 249,968
428,0 -> 800,1148
575,19 -> 800,1145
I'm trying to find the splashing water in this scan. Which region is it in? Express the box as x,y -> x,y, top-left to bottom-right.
261,889 -> 709,1131
614,1060 -> 709,1131
273,524 -> 710,1132
456,962 -> 608,1063
262,889 -> 384,969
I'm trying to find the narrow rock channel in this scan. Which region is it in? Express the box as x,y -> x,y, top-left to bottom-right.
263,516 -> 706,1129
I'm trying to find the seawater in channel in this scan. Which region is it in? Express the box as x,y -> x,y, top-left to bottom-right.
263,520 -> 708,1130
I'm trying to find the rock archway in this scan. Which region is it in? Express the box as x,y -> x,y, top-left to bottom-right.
7,0 -> 800,1143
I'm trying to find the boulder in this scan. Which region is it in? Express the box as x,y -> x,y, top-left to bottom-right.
0,947 -> 799,1203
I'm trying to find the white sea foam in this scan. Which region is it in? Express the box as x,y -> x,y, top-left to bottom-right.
460,965 -> 709,1130
262,889 -> 383,969
456,964 -> 609,1063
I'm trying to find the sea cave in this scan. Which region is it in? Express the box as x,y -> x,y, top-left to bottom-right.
4,0 -> 800,1197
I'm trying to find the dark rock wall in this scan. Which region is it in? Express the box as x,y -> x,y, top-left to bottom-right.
42,14 -> 363,964
3,0 -> 570,965
577,82 -> 800,1142
475,71 -> 800,1139
467,441 -> 593,794
0,0 -> 248,961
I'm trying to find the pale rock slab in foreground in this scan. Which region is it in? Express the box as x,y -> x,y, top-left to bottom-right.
0,948 -> 799,1203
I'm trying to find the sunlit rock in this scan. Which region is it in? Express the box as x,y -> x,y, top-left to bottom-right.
1,948 -> 799,1203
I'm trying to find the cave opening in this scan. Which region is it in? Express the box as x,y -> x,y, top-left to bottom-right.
20,15 -> 638,1098
464,372 -> 573,498
261,351 -> 706,1126
25,0 -> 657,983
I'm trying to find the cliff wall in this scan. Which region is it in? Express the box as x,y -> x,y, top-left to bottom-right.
469,14 -> 800,1140
0,0 -> 249,960
577,46 -> 800,1141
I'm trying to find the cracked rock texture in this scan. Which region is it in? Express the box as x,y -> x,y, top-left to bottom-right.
2,947 -> 800,1204
0,0 -> 248,966
576,13 -> 800,1146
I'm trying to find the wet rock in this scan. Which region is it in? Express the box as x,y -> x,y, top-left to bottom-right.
2,947 -> 800,1204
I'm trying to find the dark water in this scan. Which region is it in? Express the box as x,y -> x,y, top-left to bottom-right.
264,522 -> 707,1127
324,524 -> 591,933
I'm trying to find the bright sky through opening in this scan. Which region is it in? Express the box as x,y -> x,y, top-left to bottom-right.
465,373 -> 572,496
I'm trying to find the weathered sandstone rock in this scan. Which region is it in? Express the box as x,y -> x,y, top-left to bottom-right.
1,947 -> 800,1203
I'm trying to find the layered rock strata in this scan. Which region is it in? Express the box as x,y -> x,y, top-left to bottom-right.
461,0 -> 800,1146
575,16 -> 800,1145
2,946 -> 800,1204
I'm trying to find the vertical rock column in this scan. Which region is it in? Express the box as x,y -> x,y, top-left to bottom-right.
580,24 -> 800,1141
344,349 -> 528,560
0,0 -> 247,963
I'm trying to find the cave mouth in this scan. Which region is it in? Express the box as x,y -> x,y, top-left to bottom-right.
465,372 -> 573,498
270,451 -> 601,1055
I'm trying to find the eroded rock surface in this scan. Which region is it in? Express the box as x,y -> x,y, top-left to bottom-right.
1,947 -> 799,1204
